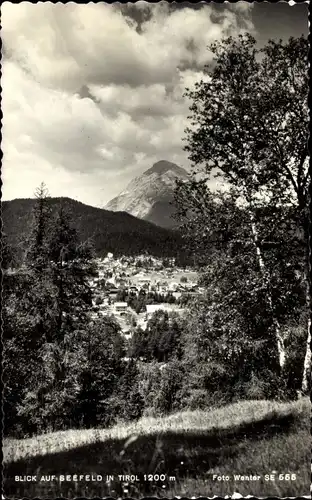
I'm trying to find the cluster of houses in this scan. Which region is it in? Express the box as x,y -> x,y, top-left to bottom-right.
88,253 -> 202,334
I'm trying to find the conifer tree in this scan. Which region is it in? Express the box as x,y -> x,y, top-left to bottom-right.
26,201 -> 97,430
3,183 -> 54,435
48,202 -> 94,339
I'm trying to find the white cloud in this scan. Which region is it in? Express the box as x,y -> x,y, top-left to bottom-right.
2,2 -> 254,91
1,2 -> 255,206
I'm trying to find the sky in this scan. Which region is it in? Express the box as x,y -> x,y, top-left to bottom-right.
1,1 -> 308,207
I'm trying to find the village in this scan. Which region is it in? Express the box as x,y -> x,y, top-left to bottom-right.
89,252 -> 203,335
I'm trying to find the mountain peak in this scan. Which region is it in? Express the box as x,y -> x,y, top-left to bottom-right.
144,160 -> 188,178
105,160 -> 188,228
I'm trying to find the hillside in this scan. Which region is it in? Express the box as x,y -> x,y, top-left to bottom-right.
3,397 -> 310,498
2,197 -> 183,261
105,160 -> 188,228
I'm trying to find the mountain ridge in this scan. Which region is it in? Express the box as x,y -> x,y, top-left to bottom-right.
2,196 -> 184,263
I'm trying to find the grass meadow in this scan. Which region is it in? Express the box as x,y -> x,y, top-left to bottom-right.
3,397 -> 310,498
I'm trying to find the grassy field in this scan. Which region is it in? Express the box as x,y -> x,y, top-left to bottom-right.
4,397 -> 310,498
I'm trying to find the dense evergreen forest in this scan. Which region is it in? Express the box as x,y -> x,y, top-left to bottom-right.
2,196 -> 186,263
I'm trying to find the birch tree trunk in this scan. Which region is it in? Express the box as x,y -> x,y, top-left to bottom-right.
301,317 -> 311,394
249,211 -> 286,370
301,271 -> 311,394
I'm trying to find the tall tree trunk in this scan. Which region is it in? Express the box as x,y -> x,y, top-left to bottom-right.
249,212 -> 286,369
301,270 -> 311,394
301,318 -> 311,394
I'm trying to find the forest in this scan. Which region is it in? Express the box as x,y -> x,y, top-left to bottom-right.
3,34 -> 310,440
2,196 -> 185,262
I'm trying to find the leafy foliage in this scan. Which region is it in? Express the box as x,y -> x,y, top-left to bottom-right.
174,34 -> 309,394
183,34 -> 308,209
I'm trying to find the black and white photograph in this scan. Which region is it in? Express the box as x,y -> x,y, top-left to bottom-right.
2,1 -> 310,498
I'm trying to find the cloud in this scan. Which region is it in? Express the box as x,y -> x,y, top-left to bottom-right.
2,2 -> 254,90
1,2 -> 255,207
2,62 -> 107,172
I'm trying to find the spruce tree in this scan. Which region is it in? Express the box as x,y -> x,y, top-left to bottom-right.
29,201 -> 97,430
48,202 -> 94,339
3,183 -> 55,436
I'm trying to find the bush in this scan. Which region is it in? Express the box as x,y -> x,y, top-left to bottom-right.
181,388 -> 229,411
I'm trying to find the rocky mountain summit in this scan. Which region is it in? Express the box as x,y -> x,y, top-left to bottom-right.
105,160 -> 188,228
